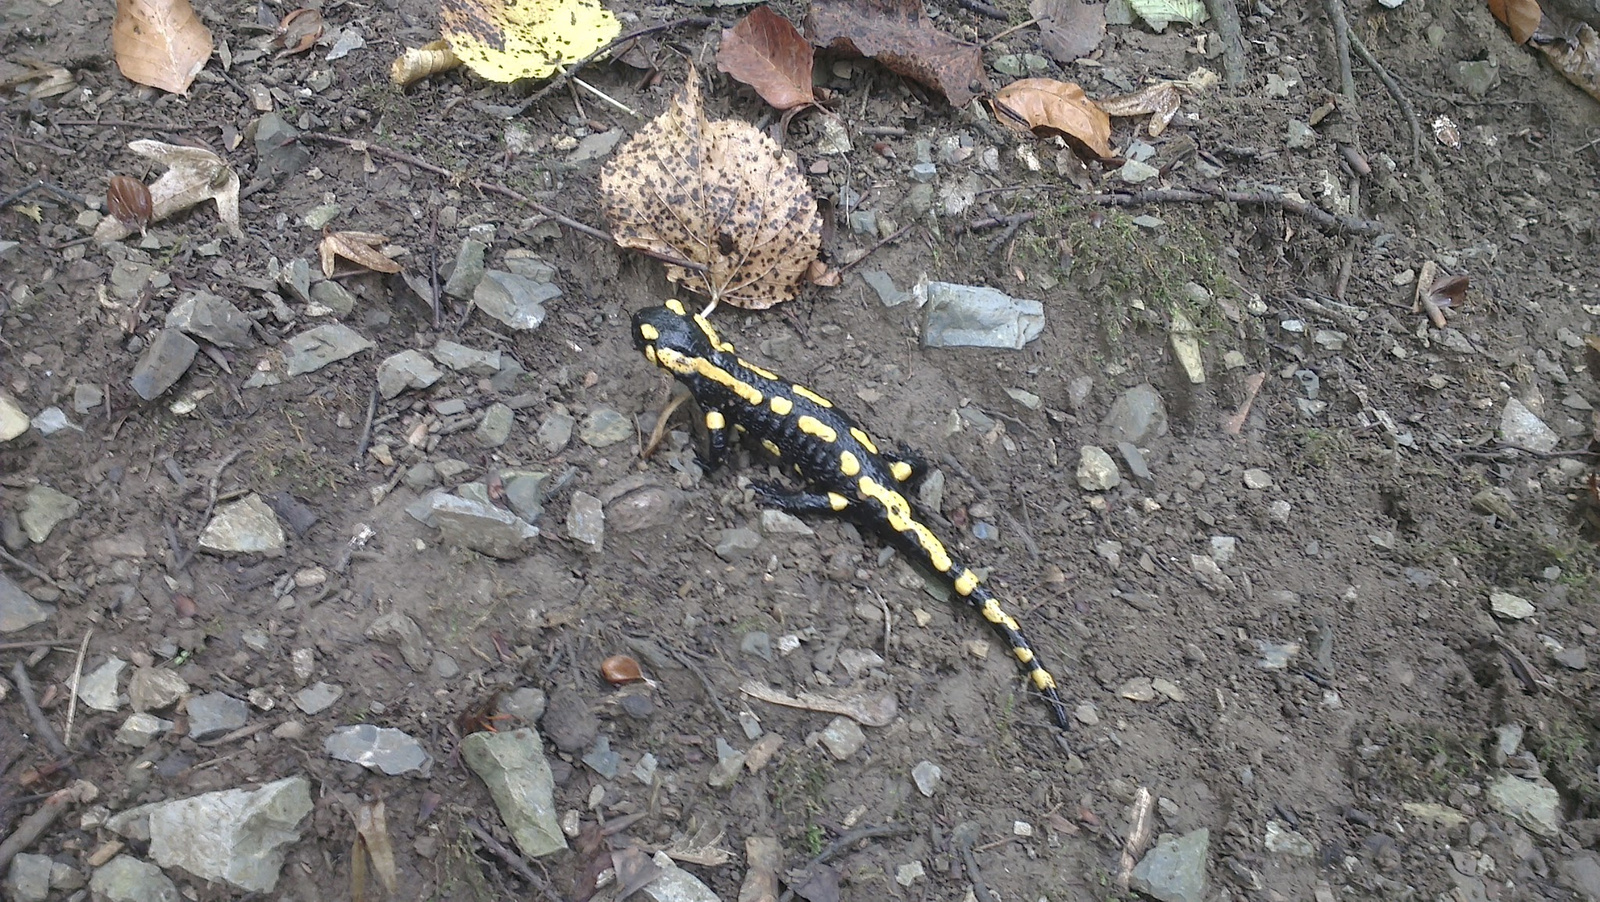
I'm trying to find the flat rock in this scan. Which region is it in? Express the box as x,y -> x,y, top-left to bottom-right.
432,339 -> 501,374
283,323 -> 372,376
473,270 -> 557,331
147,777 -> 311,892
294,682 -> 342,714
0,391 -> 31,441
0,574 -> 53,633
1488,774 -> 1562,836
130,329 -> 198,400
1130,828 -> 1209,902
1489,591 -> 1535,620
442,238 -> 488,299
920,281 -> 1044,349
366,611 -> 429,672
1500,398 -> 1559,453
1077,445 -> 1121,491
187,691 -> 248,740
567,491 -> 604,550
325,724 -> 432,775
309,279 -> 356,315
819,716 -> 866,759
641,850 -> 721,902
20,485 -> 80,543
475,402 -> 514,447
166,291 -> 254,348
4,852 -> 53,902
78,657 -> 126,712
461,728 -> 566,857
376,349 -> 443,399
579,407 -> 630,447
424,492 -> 538,559
129,667 -> 189,712
1103,384 -> 1169,444
198,494 -> 286,555
116,712 -> 174,747
90,856 -> 178,902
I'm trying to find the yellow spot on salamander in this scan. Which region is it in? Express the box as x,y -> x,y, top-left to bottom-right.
889,460 -> 914,483
848,428 -> 880,454
857,476 -> 952,573
1013,646 -> 1034,664
761,439 -> 782,457
656,348 -> 765,407
770,396 -> 793,416
954,569 -> 979,595
792,385 -> 833,407
797,415 -> 837,443
839,450 -> 860,476
979,598 -> 1021,631
827,492 -> 850,511
694,315 -> 734,352
1031,669 -> 1058,690
640,323 -> 660,341
705,410 -> 726,431
645,346 -> 658,365
665,298 -> 687,315
740,359 -> 779,380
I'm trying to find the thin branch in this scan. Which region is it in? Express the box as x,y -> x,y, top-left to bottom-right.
10,661 -> 68,759
466,818 -> 570,902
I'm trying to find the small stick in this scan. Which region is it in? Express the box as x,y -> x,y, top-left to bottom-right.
466,818 -> 570,902
61,629 -> 92,750
1345,22 -> 1438,167
511,16 -> 715,117
1322,0 -> 1356,99
965,211 -> 1037,231
0,547 -> 76,595
198,450 -> 244,533
354,387 -> 380,463
572,76 -> 639,118
1117,788 -> 1155,890
641,389 -> 691,459
0,640 -> 75,652
836,223 -> 916,276
10,661 -> 68,759
981,17 -> 1039,47
777,824 -> 914,902
953,0 -> 1008,19
0,781 -> 95,871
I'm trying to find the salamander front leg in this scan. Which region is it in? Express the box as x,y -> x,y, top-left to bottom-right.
749,482 -> 855,518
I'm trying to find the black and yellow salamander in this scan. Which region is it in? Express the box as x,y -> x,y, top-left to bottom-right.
632,299 -> 1072,730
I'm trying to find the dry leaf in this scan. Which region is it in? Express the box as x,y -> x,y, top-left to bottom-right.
1031,0 -> 1107,63
391,39 -> 463,86
1538,24 -> 1600,103
717,6 -> 815,111
320,231 -> 403,277
112,0 -> 214,95
94,140 -> 240,242
106,175 -> 154,231
1490,0 -> 1543,42
352,800 -> 398,896
739,680 -> 898,725
1427,274 -> 1470,309
273,8 -> 324,56
806,0 -> 989,107
994,78 -> 1113,160
600,70 -> 821,309
1099,82 -> 1182,136
439,0 -> 620,82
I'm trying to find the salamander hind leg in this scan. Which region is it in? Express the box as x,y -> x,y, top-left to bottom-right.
749,481 -> 855,518
882,445 -> 931,487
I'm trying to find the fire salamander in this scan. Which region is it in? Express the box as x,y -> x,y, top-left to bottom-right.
632,299 -> 1072,730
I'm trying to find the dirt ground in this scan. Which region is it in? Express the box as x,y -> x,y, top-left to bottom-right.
3,0 -> 1600,899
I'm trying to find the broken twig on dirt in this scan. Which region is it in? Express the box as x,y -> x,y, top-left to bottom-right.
466,818 -> 569,902
0,547 -> 77,596
776,824 -> 915,902
61,629 -> 91,749
836,222 -> 917,276
0,781 -> 95,871
1087,187 -> 1388,236
11,661 -> 68,760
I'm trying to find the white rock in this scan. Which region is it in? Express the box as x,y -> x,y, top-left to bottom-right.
1499,398 -> 1559,453
0,391 -> 29,442
1077,445 -> 1121,491
198,494 -> 286,555
1489,591 -> 1535,620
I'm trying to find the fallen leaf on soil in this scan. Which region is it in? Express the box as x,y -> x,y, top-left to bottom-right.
994,78 -> 1113,160
94,140 -> 241,242
2,62 -> 78,100
106,175 -> 154,231
1489,0 -> 1542,43
391,39 -> 463,86
1099,82 -> 1182,136
1538,24 -> 1600,103
1031,0 -> 1107,63
273,7 -> 325,56
1127,0 -> 1207,31
439,0 -> 620,82
112,0 -> 213,95
600,69 -> 821,309
350,798 -> 398,898
319,231 -> 403,277
806,0 -> 989,107
739,680 -> 898,725
717,6 -> 814,111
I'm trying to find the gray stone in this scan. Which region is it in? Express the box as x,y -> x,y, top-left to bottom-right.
540,686 -> 597,753
1554,645 -> 1588,670
1285,119 -> 1317,149
78,657 -> 126,712
442,238 -> 489,299
1489,591 -> 1535,620
255,112 -> 310,180
461,728 -> 566,857
582,735 -> 621,778
1120,159 -> 1160,184
325,724 -> 432,775
30,407 -> 75,436
283,323 -> 372,376
605,482 -> 683,533
567,491 -> 604,551
293,681 -> 343,714
920,282 -> 1044,349
714,527 -> 763,561
1103,384 -> 1168,444
760,509 -> 814,536
110,260 -> 157,300
909,162 -> 938,182
708,737 -> 746,788
1263,820 -> 1315,855
166,292 -> 254,348
273,256 -> 312,304
128,667 -> 189,712
1076,446 -> 1121,491
89,856 -> 178,902
1500,398 -> 1559,453
501,470 -> 548,522
579,407 -> 630,447
497,687 -> 547,723
402,462 -> 438,490
1242,468 -> 1274,490
309,279 -> 356,315
4,853 -> 53,902
302,203 -> 340,230
1117,441 -> 1153,483
20,486 -> 79,544
147,777 -> 311,892
474,270 -> 557,331
432,339 -> 502,374
568,128 -> 623,163
0,574 -> 52,633
187,692 -> 248,740
426,493 -> 539,558
819,716 -> 866,759
376,350 -> 443,399
537,409 -> 575,452
475,402 -> 514,447
1488,774 -> 1562,836
130,329 -> 197,400
1130,828 -> 1209,902
1456,58 -> 1499,98
640,851 -> 721,902
912,761 -> 942,797
116,712 -> 173,747
1557,851 -> 1600,902
0,392 -> 29,442
366,611 -> 429,672
198,494 -> 286,555
861,270 -> 911,307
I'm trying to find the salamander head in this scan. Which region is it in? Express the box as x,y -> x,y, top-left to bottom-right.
632,299 -> 733,361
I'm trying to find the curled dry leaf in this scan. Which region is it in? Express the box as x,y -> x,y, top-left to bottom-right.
112,0 -> 213,95
320,231 -> 402,277
1537,24 -> 1600,103
94,140 -> 241,242
391,39 -> 463,86
439,0 -> 619,82
1099,82 -> 1182,137
994,78 -> 1113,160
352,799 -> 398,897
1490,0 -> 1543,43
600,69 -> 822,310
106,175 -> 154,231
806,0 -> 989,108
716,6 -> 815,111
273,7 -> 325,56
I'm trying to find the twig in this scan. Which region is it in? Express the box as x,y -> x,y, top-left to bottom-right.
48,118 -> 198,131
953,0 -> 1008,19
511,17 -> 715,117
955,829 -> 992,902
1345,22 -> 1439,168
0,547 -> 77,596
0,781 -> 95,871
1204,0 -> 1248,87
61,629 -> 91,750
666,643 -> 734,723
1086,187 -> 1388,236
1322,0 -> 1356,99
0,180 -> 88,211
198,450 -> 244,533
10,661 -> 68,760
572,76 -> 638,118
981,16 -> 1039,47
466,818 -> 571,902
777,824 -> 914,902
354,387 -> 379,463
964,211 -> 1037,232
0,640 -> 75,652
836,223 -> 916,276
1117,788 -> 1155,890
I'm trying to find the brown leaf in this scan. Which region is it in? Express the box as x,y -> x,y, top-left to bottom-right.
1031,0 -> 1107,64
994,78 -> 1113,160
106,175 -> 154,231
1426,274 -> 1470,309
1099,82 -> 1182,136
273,7 -> 325,56
1489,0 -> 1543,43
112,0 -> 213,95
600,69 -> 822,310
806,0 -> 989,107
717,7 -> 815,111
352,800 -> 398,895
1538,23 -> 1600,103
320,231 -> 403,277
94,140 -> 240,242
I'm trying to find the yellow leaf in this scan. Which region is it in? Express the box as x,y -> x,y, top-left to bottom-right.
440,0 -> 620,82
320,231 -> 403,277
14,204 -> 43,223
